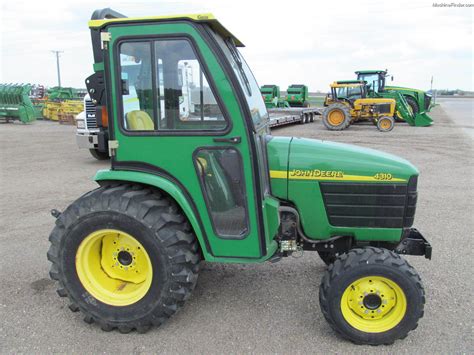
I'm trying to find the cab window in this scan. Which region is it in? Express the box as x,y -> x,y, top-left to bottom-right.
118,39 -> 226,132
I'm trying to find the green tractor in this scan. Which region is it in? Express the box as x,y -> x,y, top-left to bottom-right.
260,85 -> 290,108
48,9 -> 432,345
355,70 -> 433,126
286,84 -> 310,107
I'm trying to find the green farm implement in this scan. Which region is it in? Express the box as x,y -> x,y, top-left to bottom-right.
355,70 -> 433,126
42,87 -> 86,121
260,85 -> 290,108
286,84 -> 310,107
0,84 -> 37,123
48,8 -> 431,345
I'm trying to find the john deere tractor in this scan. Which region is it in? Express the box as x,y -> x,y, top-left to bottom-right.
355,70 -> 433,126
323,81 -> 396,132
48,9 -> 431,345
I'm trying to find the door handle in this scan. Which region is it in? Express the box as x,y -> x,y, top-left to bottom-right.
213,136 -> 241,144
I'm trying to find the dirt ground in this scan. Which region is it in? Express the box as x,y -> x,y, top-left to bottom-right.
0,101 -> 472,353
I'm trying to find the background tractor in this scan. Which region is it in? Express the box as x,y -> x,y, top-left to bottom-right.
355,70 -> 433,126
286,84 -> 310,107
323,81 -> 396,132
48,8 -> 431,345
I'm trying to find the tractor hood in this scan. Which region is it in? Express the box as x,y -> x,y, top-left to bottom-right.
385,85 -> 426,95
267,137 -> 418,200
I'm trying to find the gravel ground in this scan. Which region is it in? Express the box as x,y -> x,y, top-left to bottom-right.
0,101 -> 472,353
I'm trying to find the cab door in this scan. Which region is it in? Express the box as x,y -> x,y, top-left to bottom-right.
105,21 -> 265,259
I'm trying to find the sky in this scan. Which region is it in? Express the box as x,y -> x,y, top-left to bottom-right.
1,0 -> 472,92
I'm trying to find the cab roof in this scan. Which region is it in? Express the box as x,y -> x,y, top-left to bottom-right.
355,70 -> 387,74
88,11 -> 244,47
331,81 -> 365,88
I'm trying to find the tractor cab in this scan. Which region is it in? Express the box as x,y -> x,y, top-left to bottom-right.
324,80 -> 366,106
355,70 -> 388,93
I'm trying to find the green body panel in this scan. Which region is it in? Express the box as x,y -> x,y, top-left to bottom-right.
106,22 -> 270,260
0,84 -> 37,123
267,137 -> 291,199
262,196 -> 281,253
270,138 -> 418,242
286,85 -> 308,107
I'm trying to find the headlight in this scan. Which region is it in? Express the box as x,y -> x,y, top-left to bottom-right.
76,120 -> 85,129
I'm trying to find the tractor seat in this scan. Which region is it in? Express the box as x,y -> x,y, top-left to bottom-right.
126,110 -> 155,130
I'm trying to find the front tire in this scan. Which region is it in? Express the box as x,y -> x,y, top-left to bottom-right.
319,247 -> 425,345
376,116 -> 395,132
89,148 -> 109,160
48,184 -> 200,333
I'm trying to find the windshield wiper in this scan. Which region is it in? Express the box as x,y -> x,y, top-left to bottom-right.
225,38 -> 251,95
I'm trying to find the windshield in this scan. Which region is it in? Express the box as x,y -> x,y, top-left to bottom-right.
358,73 -> 383,92
337,86 -> 362,99
211,32 -> 269,128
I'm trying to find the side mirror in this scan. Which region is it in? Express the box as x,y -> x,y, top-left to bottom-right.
391,76 -> 394,81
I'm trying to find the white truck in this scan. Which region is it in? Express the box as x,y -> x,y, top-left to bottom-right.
75,94 -> 109,160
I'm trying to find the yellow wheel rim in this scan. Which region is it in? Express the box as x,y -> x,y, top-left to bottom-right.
341,276 -> 407,333
76,229 -> 153,306
379,119 -> 392,130
328,109 -> 345,126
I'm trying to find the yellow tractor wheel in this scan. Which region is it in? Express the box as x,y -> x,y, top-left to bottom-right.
377,116 -> 395,132
319,247 -> 425,345
47,184 -> 201,333
322,103 -> 351,131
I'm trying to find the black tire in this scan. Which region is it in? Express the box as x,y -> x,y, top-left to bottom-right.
48,183 -> 201,333
319,247 -> 425,345
376,116 -> 395,132
404,96 -> 419,116
89,148 -> 109,160
322,103 -> 351,131
318,251 -> 338,265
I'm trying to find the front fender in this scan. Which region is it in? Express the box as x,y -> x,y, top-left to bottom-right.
94,169 -> 209,258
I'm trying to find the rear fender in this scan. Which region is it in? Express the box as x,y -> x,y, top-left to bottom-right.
94,169 -> 210,259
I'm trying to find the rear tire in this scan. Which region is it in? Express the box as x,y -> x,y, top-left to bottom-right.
89,148 -> 109,160
319,247 -> 425,345
48,183 -> 200,333
322,103 -> 351,131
